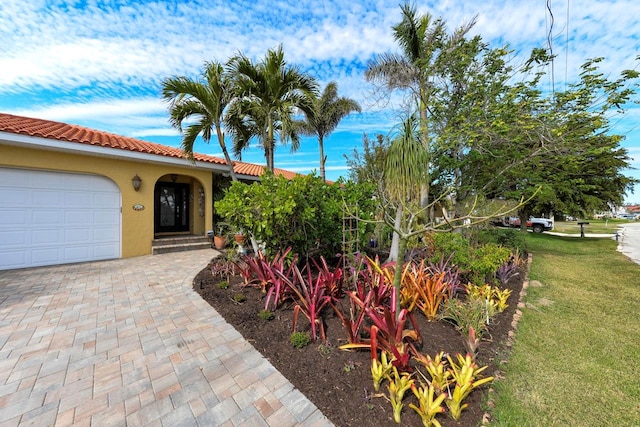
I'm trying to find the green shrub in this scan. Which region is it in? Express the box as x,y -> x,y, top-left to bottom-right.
233,293 -> 246,303
428,232 -> 511,285
478,228 -> 526,253
290,332 -> 311,348
216,173 -> 376,258
429,232 -> 473,272
470,243 -> 512,285
217,281 -> 229,290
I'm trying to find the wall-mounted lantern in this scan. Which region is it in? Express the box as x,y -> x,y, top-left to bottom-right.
132,174 -> 142,191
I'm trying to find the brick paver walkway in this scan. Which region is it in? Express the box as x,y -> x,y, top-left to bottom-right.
0,250 -> 333,427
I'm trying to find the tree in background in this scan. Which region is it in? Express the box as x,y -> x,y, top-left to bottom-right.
301,82 -> 361,181
453,51 -> 639,221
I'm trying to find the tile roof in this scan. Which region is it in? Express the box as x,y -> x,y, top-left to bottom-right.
233,161 -> 300,180
0,112 -> 300,179
0,112 -> 228,165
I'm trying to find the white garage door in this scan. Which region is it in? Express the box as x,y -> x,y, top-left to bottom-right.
0,167 -> 121,270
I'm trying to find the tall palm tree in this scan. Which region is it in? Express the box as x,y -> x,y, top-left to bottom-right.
161,61 -> 238,181
365,3 -> 475,209
226,45 -> 318,172
301,82 -> 361,181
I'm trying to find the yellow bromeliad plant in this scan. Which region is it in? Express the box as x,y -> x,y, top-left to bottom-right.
444,353 -> 494,420
413,351 -> 452,394
387,366 -> 414,423
371,350 -> 394,392
409,382 -> 447,427
465,283 -> 512,317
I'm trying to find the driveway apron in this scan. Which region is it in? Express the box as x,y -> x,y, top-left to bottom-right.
0,250 -> 333,427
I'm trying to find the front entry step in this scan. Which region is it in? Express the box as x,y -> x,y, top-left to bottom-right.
152,235 -> 212,255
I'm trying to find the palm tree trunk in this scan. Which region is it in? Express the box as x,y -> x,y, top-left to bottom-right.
216,129 -> 239,182
319,135 -> 326,181
267,116 -> 275,172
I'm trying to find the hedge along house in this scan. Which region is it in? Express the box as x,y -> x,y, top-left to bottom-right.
0,112 -> 298,271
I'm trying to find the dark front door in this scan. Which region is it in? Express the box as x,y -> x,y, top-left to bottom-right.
155,182 -> 190,233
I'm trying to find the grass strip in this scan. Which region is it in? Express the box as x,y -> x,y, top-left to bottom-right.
490,233 -> 640,426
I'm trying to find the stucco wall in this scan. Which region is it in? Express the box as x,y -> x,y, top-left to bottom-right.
0,144 -> 213,258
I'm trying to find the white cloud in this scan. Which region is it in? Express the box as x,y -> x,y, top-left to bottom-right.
1,0 -> 639,201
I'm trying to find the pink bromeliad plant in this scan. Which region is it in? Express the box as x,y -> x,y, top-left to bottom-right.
278,260 -> 343,343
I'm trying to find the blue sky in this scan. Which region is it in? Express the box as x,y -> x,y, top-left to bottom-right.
1,0 -> 639,203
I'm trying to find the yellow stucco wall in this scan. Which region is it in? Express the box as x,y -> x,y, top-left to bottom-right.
0,144 -> 214,258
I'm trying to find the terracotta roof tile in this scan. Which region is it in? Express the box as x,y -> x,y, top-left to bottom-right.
0,112 -> 227,165
0,112 -> 304,180
232,161 -> 300,180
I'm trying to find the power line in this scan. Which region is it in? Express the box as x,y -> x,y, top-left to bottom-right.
565,0 -> 570,90
546,0 -> 555,97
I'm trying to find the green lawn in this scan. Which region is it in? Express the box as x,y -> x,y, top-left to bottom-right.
489,233 -> 640,426
552,219 -> 632,234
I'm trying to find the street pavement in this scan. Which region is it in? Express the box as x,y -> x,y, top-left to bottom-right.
617,223 -> 640,266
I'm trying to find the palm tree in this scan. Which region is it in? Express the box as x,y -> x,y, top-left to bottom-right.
226,45 -> 318,172
301,82 -> 361,181
161,61 -> 238,181
365,3 -> 475,209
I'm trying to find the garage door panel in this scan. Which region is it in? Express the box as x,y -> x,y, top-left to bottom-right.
65,192 -> 93,208
64,246 -> 92,261
0,230 -> 27,245
0,168 -> 121,270
64,228 -> 92,243
94,227 -> 119,242
0,250 -> 27,268
34,190 -> 65,207
65,210 -> 93,225
0,209 -> 29,226
4,189 -> 29,206
31,247 -> 62,264
32,229 -> 64,244
93,244 -> 118,258
33,210 -> 63,225
94,210 -> 119,225
95,192 -> 120,207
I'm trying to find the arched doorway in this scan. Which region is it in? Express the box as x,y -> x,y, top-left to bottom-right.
154,178 -> 190,234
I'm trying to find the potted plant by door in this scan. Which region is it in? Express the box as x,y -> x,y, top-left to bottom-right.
233,228 -> 246,245
213,223 -> 229,250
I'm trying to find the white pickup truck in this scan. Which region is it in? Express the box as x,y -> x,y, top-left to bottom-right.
526,217 -> 554,233
493,216 -> 554,233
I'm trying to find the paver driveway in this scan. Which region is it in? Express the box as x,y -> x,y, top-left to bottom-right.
0,250 -> 333,427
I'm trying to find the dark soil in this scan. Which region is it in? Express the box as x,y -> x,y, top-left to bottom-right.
193,252 -> 524,427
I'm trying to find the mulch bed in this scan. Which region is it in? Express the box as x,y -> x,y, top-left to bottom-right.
193,252 -> 525,427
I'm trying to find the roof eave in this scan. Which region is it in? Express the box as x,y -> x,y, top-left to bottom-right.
0,130 -> 231,172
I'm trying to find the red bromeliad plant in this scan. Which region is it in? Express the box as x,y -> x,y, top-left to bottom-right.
279,262 -> 334,342
331,255 -> 394,346
330,288 -> 372,345
353,255 -> 393,306
340,288 -> 422,372
312,256 -> 344,299
238,247 -> 297,310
